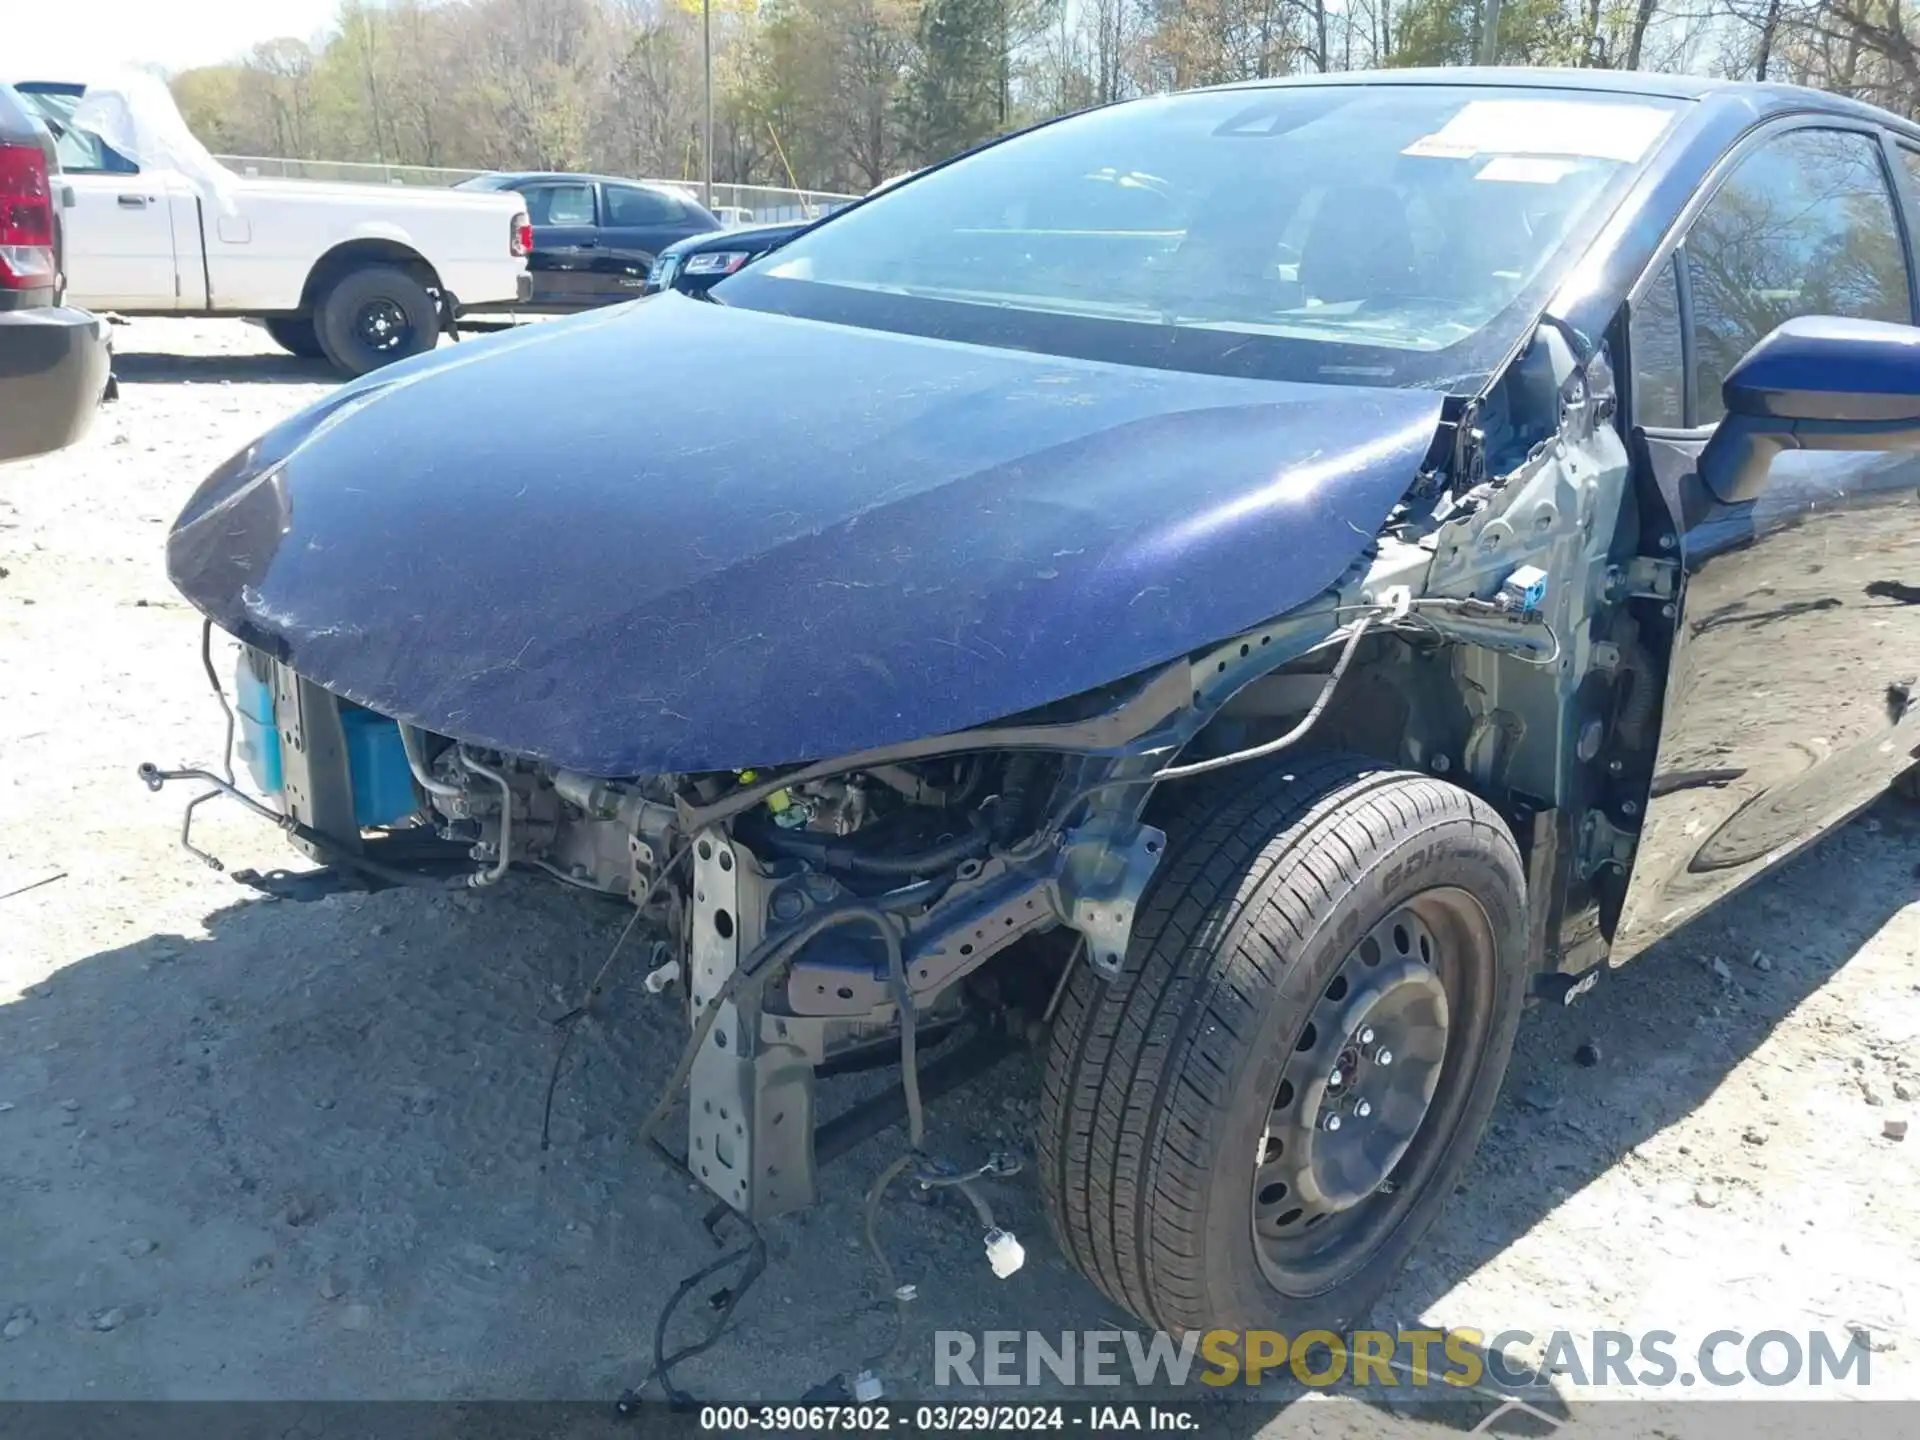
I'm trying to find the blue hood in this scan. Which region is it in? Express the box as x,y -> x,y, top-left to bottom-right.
167,296 -> 1444,775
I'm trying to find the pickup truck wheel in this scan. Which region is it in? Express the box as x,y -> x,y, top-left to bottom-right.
262,317 -> 327,360
314,265 -> 441,377
1038,754 -> 1528,1334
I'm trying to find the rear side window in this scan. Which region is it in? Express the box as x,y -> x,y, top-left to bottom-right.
1682,128 -> 1909,424
604,185 -> 684,226
527,183 -> 595,226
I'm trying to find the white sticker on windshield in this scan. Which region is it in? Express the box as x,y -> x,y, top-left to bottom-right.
1475,156 -> 1587,184
1403,100 -> 1673,164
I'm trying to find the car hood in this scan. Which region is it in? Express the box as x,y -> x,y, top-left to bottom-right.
670,222 -> 803,257
167,297 -> 1444,775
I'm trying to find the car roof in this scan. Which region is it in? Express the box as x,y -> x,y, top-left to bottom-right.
475,170 -> 704,195
1207,65 -> 1917,136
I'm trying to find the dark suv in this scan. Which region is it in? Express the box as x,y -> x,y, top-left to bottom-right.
0,81 -> 110,464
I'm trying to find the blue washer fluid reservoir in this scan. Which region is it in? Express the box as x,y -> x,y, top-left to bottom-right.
340,707 -> 420,827
234,651 -> 418,828
234,653 -> 285,797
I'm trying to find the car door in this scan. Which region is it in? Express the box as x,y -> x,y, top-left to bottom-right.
596,185 -> 712,303
1613,121 -> 1920,961
18,91 -> 182,311
519,181 -> 600,310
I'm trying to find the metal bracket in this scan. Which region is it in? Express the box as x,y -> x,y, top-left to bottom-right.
1059,822 -> 1167,979
687,832 -> 817,1220
1576,808 -> 1637,879
1616,556 -> 1680,601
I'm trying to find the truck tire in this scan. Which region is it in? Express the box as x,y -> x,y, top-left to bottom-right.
1039,753 -> 1528,1335
313,265 -> 441,377
262,316 -> 327,360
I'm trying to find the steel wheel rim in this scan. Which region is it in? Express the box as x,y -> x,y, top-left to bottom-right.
354,299 -> 412,353
1251,885 -> 1497,1296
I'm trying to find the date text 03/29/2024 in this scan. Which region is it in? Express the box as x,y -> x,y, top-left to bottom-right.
696,1405 -> 1199,1431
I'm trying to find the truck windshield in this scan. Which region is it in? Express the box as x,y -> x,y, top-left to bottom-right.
719,83 -> 1683,390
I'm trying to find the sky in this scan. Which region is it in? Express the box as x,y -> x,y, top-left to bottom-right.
13,0 -> 344,79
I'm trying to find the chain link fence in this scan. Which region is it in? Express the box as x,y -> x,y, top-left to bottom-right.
215,155 -> 856,224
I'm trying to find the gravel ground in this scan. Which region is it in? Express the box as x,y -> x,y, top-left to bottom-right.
1,319 -> 1916,1428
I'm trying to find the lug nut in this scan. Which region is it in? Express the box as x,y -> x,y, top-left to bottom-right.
1358,1027 -> 1376,1046
1376,1049 -> 1393,1067
1328,1070 -> 1344,1089
1355,1101 -> 1373,1119
1323,1114 -> 1342,1132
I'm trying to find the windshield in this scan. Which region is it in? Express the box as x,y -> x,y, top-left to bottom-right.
719,84 -> 1682,390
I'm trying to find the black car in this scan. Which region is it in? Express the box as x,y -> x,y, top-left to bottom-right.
455,172 -> 720,311
0,81 -> 110,464
642,219 -> 805,297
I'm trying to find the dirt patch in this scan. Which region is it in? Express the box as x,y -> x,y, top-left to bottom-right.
1,320 -> 1915,1424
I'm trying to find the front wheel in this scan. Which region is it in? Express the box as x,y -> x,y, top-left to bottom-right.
1039,753 -> 1529,1333
314,265 -> 442,377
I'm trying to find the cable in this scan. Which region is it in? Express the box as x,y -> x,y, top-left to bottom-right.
540,847 -> 692,1152
638,904 -> 905,1150
1037,615 -> 1377,827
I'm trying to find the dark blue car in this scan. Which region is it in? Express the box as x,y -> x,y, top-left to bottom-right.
455,171 -> 720,310
643,220 -> 807,298
161,70 -> 1920,1340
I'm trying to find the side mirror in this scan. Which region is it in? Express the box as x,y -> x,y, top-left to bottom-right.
1698,315 -> 1920,503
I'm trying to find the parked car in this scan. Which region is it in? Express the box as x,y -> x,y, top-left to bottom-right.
154,70 -> 1920,1339
642,219 -> 805,298
455,172 -> 720,311
13,76 -> 530,376
0,81 -> 110,464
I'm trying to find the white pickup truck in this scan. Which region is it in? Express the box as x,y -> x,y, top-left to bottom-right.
15,77 -> 531,375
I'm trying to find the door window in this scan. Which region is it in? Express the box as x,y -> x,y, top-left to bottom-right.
526,184 -> 596,226
1679,129 -> 1909,425
1629,254 -> 1686,429
603,185 -> 684,226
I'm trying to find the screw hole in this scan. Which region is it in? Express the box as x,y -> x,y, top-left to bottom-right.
960,943 -> 974,956
697,840 -> 712,861
715,1030 -> 728,1049
718,850 -> 733,871
713,909 -> 734,940
836,986 -> 854,1000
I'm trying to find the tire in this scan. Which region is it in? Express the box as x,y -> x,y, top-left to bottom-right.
262,316 -> 327,360
313,265 -> 441,377
1039,753 -> 1529,1334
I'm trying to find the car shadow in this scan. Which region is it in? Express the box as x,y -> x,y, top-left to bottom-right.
0,800 -> 1913,1416
112,352 -> 338,386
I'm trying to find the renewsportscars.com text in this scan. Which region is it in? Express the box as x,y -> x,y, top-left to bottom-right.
933,1327 -> 1877,1390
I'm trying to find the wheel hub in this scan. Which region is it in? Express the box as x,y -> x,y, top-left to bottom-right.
1253,906 -> 1452,1246
354,299 -> 412,352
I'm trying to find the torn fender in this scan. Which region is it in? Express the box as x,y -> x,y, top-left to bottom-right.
168,295 -> 1445,774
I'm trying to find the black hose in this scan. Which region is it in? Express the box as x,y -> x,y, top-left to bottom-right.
750,810 -> 991,878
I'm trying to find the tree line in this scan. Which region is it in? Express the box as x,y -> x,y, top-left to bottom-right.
168,0 -> 1920,196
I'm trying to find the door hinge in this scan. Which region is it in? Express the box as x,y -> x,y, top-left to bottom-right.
1576,808 -> 1637,878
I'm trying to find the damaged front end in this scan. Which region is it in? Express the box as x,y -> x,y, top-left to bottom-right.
143,265 -> 1624,1252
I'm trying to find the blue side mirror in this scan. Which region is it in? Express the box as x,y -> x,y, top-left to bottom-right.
1699,315 -> 1920,502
